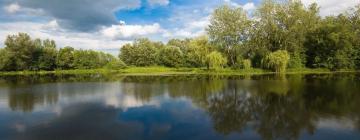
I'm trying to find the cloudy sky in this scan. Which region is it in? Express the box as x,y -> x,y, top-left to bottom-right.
1,0 -> 359,55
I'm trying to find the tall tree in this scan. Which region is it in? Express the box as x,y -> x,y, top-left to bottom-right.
57,46 -> 75,70
119,38 -> 158,66
207,5 -> 252,66
253,0 -> 320,68
37,39 -> 57,70
4,33 -> 37,71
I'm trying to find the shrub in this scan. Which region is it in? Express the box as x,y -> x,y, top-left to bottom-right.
158,46 -> 184,67
242,59 -> 252,70
105,60 -> 127,70
262,50 -> 290,73
206,51 -> 227,70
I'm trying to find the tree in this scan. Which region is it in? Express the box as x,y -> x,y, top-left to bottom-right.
253,0 -> 320,68
262,50 -> 290,73
105,59 -> 127,70
158,46 -> 184,67
4,33 -> 37,71
37,39 -> 57,70
305,16 -> 356,70
119,38 -> 158,66
206,51 -> 227,70
57,46 -> 75,70
207,5 -> 252,66
184,36 -> 213,67
73,50 -> 103,69
0,49 -> 11,71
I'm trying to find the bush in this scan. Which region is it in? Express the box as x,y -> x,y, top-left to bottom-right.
158,46 -> 184,67
206,51 -> 227,70
105,60 -> 127,70
288,52 -> 304,68
262,50 -> 290,73
242,59 -> 252,70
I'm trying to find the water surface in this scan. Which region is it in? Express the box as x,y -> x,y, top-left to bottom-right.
0,74 -> 359,140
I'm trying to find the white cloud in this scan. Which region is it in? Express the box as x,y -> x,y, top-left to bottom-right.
223,0 -> 255,11
163,16 -> 210,39
101,22 -> 164,40
0,21 -> 130,55
147,0 -> 170,6
302,0 -> 360,16
242,3 -> 255,11
4,3 -> 20,13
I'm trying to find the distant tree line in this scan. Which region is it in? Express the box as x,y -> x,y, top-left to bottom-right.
0,33 -> 125,71
120,0 -> 360,72
1,0 -> 360,72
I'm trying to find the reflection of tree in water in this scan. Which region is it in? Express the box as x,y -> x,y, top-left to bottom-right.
9,90 -> 58,112
206,81 -> 315,140
121,75 -> 228,107
2,73 -> 360,138
204,74 -> 360,140
2,74 -> 125,112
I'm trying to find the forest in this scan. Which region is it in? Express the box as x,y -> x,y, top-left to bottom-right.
1,0 -> 360,73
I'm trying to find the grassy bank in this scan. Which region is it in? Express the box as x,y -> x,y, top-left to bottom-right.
0,66 -> 357,76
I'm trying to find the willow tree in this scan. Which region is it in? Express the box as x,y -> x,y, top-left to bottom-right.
207,5 -> 252,66
185,36 -> 213,67
206,51 -> 227,70
262,50 -> 290,73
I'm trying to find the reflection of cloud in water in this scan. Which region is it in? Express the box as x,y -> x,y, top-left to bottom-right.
12,122 -> 26,132
105,93 -> 160,111
317,118 -> 356,130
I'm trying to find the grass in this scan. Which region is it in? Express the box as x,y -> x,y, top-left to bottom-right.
0,66 -> 357,76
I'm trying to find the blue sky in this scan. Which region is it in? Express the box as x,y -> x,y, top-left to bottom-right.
0,0 -> 359,55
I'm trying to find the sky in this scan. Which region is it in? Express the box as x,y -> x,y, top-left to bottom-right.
0,0 -> 359,55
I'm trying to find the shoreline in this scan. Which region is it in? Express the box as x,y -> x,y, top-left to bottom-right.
0,67 -> 358,76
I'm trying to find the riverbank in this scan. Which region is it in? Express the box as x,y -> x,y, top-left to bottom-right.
0,67 -> 357,76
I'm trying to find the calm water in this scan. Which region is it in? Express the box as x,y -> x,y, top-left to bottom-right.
0,74 -> 359,140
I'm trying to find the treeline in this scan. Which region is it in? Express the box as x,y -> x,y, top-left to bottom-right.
0,33 -> 125,71
120,0 -> 360,72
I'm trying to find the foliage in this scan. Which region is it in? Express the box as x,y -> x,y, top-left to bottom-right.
252,0 -> 320,67
158,46 -> 184,67
206,51 -> 227,70
105,59 -> 127,70
207,5 -> 251,66
262,50 -> 290,73
119,38 -> 158,66
0,33 -> 117,71
2,1 -> 360,72
242,59 -> 252,70
37,39 -> 58,70
305,15 -> 357,70
57,46 -> 75,70
185,36 -> 213,67
4,33 -> 37,71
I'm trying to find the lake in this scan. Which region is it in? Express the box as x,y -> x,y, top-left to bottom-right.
0,73 -> 359,140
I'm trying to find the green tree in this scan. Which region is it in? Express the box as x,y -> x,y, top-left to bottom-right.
0,49 -> 11,71
57,46 -> 75,70
206,51 -> 227,70
158,46 -> 184,67
37,39 -> 57,70
184,36 -> 212,67
105,59 -> 127,70
4,33 -> 37,71
253,0 -> 320,68
207,5 -> 252,66
305,16 -> 356,70
119,38 -> 158,66
262,50 -> 290,73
